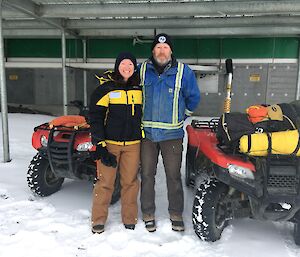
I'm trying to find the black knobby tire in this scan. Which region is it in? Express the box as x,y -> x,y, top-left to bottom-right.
192,178 -> 229,242
93,171 -> 121,205
27,153 -> 64,196
294,212 -> 300,246
185,152 -> 193,187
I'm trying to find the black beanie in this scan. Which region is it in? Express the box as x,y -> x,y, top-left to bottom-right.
114,52 -> 137,72
151,33 -> 173,51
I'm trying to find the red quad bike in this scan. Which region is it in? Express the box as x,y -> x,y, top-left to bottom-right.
27,100 -> 121,204
186,59 -> 300,245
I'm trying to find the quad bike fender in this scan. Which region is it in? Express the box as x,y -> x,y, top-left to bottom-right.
32,128 -> 49,150
186,125 -> 255,172
32,123 -> 93,151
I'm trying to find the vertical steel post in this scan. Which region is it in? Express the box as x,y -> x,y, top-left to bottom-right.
296,39 -> 300,100
62,30 -> 67,115
0,0 -> 11,162
83,39 -> 87,106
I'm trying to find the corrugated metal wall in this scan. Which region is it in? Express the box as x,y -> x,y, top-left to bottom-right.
6,63 -> 298,116
266,64 -> 297,104
4,37 -> 300,116
195,63 -> 298,116
6,69 -> 35,104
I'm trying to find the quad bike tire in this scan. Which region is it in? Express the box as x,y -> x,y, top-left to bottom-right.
93,171 -> 121,205
192,178 -> 229,242
185,152 -> 194,187
27,153 -> 64,196
294,212 -> 300,246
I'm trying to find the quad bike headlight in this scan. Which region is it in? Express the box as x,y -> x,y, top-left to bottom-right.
228,164 -> 254,180
40,135 -> 48,147
77,142 -> 93,151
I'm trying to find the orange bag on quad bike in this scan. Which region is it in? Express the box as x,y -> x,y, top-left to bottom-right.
49,115 -> 89,129
246,105 -> 268,123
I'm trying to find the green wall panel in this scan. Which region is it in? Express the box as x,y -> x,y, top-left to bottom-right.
172,38 -> 198,58
88,39 -> 151,58
274,38 -> 299,58
5,37 -> 299,59
66,39 -> 83,58
221,38 -> 299,59
197,39 -> 221,58
222,38 -> 274,58
87,38 -> 220,59
6,39 -> 83,58
7,39 -> 61,58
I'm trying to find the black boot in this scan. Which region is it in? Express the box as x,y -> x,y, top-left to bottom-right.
92,224 -> 105,234
171,220 -> 185,232
144,220 -> 156,232
124,224 -> 135,230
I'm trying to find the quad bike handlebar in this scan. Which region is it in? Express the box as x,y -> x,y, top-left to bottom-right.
225,58 -> 233,74
66,100 -> 89,119
224,58 -> 233,113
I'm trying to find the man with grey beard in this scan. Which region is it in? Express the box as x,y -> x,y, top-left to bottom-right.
139,33 -> 200,233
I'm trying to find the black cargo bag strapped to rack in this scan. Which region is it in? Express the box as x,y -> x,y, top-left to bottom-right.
252,103 -> 299,135
217,112 -> 255,147
279,102 -> 300,126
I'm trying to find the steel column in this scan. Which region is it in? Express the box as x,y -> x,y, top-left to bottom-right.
0,0 -> 11,162
296,39 -> 300,100
62,30 -> 67,115
83,39 -> 87,106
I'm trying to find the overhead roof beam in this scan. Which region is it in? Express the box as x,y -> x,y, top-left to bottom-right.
3,26 -> 300,38
2,7 -> 30,19
4,15 -> 300,30
66,16 -> 300,29
2,28 -> 154,38
3,19 -> 52,29
3,28 -> 62,38
80,26 -> 300,37
2,0 -> 78,37
40,1 -> 300,18
2,0 -> 38,17
156,26 -> 300,37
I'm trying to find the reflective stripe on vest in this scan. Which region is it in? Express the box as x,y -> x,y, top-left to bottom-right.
173,62 -> 184,124
143,120 -> 184,129
140,61 -> 185,130
140,61 -> 147,114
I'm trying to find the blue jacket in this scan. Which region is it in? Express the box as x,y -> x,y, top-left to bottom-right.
139,59 -> 200,142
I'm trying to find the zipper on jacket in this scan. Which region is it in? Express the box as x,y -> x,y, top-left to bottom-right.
131,94 -> 135,116
123,90 -> 129,146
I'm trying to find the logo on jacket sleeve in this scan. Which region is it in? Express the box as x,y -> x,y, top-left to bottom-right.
109,92 -> 121,98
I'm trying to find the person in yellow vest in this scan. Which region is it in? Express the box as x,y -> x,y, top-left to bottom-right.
89,52 -> 143,234
139,34 -> 200,232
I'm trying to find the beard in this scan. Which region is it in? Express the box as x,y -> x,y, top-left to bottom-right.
153,54 -> 171,66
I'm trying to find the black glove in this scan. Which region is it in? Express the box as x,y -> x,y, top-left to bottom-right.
92,145 -> 117,168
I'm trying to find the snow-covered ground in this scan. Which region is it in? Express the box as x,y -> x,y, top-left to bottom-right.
0,113 -> 300,257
